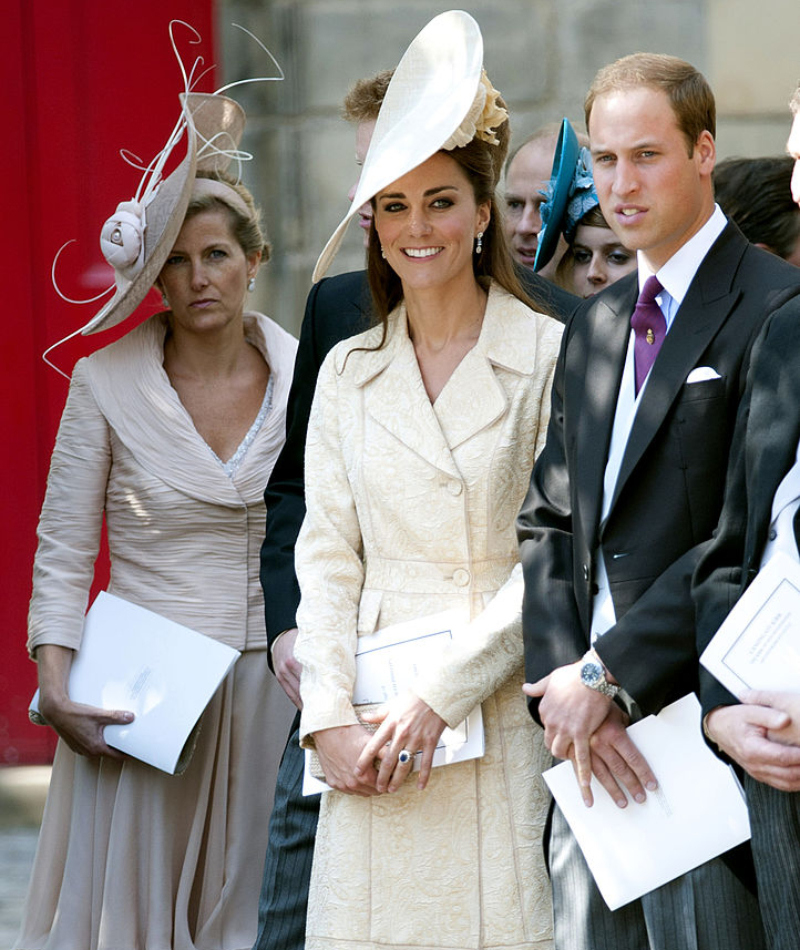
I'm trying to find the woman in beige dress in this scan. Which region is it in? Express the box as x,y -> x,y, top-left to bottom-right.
15,91 -> 296,950
293,13 -> 562,950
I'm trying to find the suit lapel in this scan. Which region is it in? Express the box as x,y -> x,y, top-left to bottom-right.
575,278 -> 638,544
609,225 -> 746,514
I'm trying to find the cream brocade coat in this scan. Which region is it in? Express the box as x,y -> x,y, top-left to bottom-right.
295,283 -> 563,950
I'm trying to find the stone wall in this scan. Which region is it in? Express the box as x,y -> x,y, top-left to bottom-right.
218,0 -> 800,335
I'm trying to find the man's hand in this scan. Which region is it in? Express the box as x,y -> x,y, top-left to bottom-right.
707,699 -> 800,791
580,704 -> 658,807
524,662 -> 615,801
745,690 -> 800,747
272,628 -> 302,708
312,724 -> 380,796
524,663 -> 657,807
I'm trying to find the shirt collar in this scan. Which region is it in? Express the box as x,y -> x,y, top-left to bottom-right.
637,204 -> 727,309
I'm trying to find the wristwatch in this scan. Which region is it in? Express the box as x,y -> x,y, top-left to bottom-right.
579,649 -> 620,699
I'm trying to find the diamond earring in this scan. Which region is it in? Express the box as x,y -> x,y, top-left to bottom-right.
475,231 -> 483,255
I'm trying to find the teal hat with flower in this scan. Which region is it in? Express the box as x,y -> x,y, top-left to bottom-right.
534,118 -> 599,272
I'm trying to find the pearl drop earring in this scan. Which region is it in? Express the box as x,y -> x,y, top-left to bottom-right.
247,277 -> 256,293
381,247 -> 387,260
475,231 -> 483,255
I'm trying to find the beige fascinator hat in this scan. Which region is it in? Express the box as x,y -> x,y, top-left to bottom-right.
312,9 -> 508,282
80,92 -> 247,335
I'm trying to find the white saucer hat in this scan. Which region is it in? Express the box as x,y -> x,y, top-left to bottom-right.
312,9 -> 508,282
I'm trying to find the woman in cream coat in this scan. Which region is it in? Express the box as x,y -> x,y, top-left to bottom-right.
293,26 -> 562,949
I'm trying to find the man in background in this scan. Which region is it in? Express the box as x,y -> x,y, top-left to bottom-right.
504,122 -> 589,279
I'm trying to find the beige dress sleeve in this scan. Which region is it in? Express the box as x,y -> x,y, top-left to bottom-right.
28,359 -> 111,656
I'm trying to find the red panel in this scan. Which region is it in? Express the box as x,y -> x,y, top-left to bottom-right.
2,0 -> 216,764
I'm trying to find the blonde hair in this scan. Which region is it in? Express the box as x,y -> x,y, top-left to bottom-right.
185,170 -> 270,262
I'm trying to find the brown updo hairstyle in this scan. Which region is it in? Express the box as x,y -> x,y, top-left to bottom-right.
184,169 -> 271,262
366,91 -> 537,336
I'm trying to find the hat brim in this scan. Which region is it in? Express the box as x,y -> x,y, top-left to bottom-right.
312,10 -> 483,282
81,144 -> 196,335
533,118 -> 580,273
81,93 -> 247,335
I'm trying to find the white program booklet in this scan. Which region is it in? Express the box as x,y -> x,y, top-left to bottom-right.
30,591 -> 240,774
303,609 -> 484,795
543,694 -> 751,910
700,551 -> 800,697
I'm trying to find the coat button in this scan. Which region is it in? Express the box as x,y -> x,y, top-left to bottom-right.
453,568 -> 471,587
447,480 -> 463,496
769,527 -> 777,541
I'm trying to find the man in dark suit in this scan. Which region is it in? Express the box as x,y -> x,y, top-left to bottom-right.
253,74 -> 578,950
693,86 -> 800,950
518,54 -> 800,950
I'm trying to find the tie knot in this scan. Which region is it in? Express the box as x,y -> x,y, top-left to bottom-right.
639,275 -> 663,306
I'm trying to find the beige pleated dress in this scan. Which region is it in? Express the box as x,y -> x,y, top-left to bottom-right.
15,312 -> 297,950
295,284 -> 562,950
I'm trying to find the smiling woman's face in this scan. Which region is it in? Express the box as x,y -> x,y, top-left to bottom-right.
373,150 -> 490,295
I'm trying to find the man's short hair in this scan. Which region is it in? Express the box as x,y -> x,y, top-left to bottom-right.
342,70 -> 393,123
585,53 -> 716,155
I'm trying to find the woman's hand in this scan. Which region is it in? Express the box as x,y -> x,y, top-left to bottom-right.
356,692 -> 447,793
313,724 -> 381,796
36,644 -> 134,760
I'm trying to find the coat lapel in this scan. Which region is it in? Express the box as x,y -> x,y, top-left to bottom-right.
356,310 -> 462,479
87,313 -> 295,507
609,225 -> 746,514
575,277 -> 638,545
353,285 -> 532,477
434,347 -> 507,450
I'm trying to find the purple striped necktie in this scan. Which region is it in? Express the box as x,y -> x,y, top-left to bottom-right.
631,275 -> 665,394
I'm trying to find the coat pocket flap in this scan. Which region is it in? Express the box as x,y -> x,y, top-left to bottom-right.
356,589 -> 383,635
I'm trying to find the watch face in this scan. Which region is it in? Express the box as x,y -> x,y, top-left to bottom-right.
581,661 -> 603,688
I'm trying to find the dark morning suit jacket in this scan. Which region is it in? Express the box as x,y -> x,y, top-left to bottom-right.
694,298 -> 800,716
260,266 -> 579,652
519,222 -> 800,722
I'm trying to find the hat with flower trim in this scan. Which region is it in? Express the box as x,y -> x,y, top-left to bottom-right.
50,21 -> 281,343
534,118 -> 599,272
312,10 -> 508,282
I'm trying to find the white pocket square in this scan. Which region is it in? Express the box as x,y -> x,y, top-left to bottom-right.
686,366 -> 721,384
